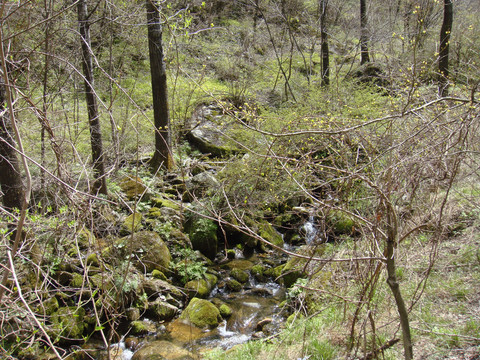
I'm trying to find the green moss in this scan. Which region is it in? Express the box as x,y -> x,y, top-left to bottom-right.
130,320 -> 156,335
180,297 -> 221,329
151,196 -> 181,211
123,212 -> 143,233
219,304 -> 233,318
259,221 -> 283,247
152,269 -> 167,281
50,306 -> 86,340
230,269 -> 249,283
71,273 -> 84,288
226,279 -> 242,292
185,279 -> 211,298
86,253 -> 99,267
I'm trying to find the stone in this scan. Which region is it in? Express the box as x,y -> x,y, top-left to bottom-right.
116,231 -> 171,273
126,307 -> 141,322
184,215 -> 218,260
219,304 -> 233,318
131,340 -> 194,360
230,269 -> 249,283
120,176 -> 147,200
226,279 -> 242,292
147,299 -> 178,321
184,274 -> 217,299
122,212 -> 143,233
130,320 -> 156,335
221,259 -> 254,271
142,278 -> 184,300
152,269 -> 167,281
179,297 -> 221,329
50,306 -> 86,340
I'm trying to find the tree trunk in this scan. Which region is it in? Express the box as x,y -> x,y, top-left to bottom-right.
77,0 -> 108,195
146,0 -> 173,171
320,0 -> 330,87
385,204 -> 413,360
360,0 -> 370,65
438,0 -> 453,97
0,81 -> 23,212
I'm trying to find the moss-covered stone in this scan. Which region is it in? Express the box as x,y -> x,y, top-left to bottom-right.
219,304 -> 233,318
120,176 -> 147,200
264,264 -> 284,279
86,253 -> 100,267
38,296 -> 59,316
329,210 -> 356,236
230,269 -> 249,283
179,297 -> 221,329
130,320 -> 156,335
71,273 -> 84,288
151,196 -> 181,211
226,249 -> 236,259
123,212 -> 143,233
226,279 -> 242,292
113,231 -> 171,273
147,300 -> 178,321
221,259 -> 254,271
184,274 -> 217,298
258,221 -> 283,248
184,215 -> 218,260
251,264 -> 265,282
152,269 -> 167,281
50,306 -> 86,340
130,340 -> 193,360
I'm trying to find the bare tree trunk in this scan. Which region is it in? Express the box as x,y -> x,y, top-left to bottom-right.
146,0 -> 173,172
360,0 -> 370,65
0,81 -> 23,211
438,0 -> 453,97
77,0 -> 108,195
319,0 -> 330,87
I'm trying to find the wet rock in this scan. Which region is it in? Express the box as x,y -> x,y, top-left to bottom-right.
250,264 -> 265,282
151,196 -> 181,211
184,274 -> 217,299
179,297 -> 222,329
226,279 -> 242,292
126,307 -> 141,322
147,299 -> 178,321
142,278 -> 185,300
255,317 -> 273,331
184,171 -> 220,201
131,340 -> 194,360
230,269 -> 249,283
125,337 -> 140,351
221,259 -> 254,271
167,320 -> 209,342
130,320 -> 156,335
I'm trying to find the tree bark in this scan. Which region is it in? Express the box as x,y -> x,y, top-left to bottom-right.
319,0 -> 330,87
0,80 -> 23,212
77,0 -> 108,195
146,0 -> 173,171
438,0 -> 453,97
385,203 -> 413,360
360,0 -> 370,65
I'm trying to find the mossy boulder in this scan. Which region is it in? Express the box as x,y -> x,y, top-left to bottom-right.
230,268 -> 249,283
151,196 -> 181,211
37,296 -> 59,316
226,279 -> 242,292
50,306 -> 86,340
219,304 -> 233,318
258,221 -> 283,248
152,269 -> 167,281
221,259 -> 254,271
179,297 -> 221,329
184,215 -> 218,260
115,231 -> 171,273
122,212 -> 143,233
184,274 -> 217,299
120,176 -> 147,200
142,278 -> 184,300
251,264 -> 265,282
328,210 -> 357,236
130,320 -> 156,335
147,299 -> 178,321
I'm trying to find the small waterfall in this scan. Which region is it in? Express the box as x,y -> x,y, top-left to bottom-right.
303,214 -> 318,245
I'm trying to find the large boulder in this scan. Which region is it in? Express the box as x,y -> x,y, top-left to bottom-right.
179,297 -> 222,329
114,231 -> 171,273
184,214 -> 218,260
